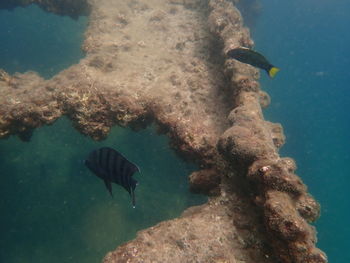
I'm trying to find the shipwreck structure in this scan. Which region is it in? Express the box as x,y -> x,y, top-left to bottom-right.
0,0 -> 327,262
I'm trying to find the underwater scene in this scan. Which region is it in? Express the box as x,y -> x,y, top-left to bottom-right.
0,0 -> 349,263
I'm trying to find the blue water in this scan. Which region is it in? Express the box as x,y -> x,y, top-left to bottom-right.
0,4 -> 87,78
0,5 -> 205,263
249,0 -> 350,262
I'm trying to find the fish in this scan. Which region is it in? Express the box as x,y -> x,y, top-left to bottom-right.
85,147 -> 140,208
226,47 -> 280,78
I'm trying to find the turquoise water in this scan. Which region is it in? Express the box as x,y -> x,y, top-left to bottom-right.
0,4 -> 87,78
249,0 -> 350,262
0,5 -> 205,263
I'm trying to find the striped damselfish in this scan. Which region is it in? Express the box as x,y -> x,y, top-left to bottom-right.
85,147 -> 140,208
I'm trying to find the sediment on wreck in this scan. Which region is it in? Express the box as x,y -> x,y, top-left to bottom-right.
209,0 -> 327,262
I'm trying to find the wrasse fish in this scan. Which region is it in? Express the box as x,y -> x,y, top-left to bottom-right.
227,47 -> 280,78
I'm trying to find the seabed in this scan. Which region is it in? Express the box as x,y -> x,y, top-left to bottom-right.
0,0 -> 327,262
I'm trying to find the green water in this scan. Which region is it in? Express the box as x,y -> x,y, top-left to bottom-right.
0,118 -> 206,263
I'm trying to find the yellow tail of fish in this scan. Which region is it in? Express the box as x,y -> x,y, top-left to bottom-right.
269,67 -> 280,78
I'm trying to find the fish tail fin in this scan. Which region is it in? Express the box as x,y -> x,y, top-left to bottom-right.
268,67 -> 280,78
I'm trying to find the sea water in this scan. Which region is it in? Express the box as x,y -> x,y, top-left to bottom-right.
0,5 -> 205,263
0,4 -> 87,78
248,0 -> 350,262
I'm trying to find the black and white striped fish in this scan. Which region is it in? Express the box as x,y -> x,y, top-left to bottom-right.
85,147 -> 140,208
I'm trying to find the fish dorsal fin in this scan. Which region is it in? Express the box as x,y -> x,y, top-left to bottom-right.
104,179 -> 113,197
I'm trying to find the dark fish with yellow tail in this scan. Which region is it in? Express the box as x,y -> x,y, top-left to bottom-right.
85,147 -> 140,208
227,47 -> 280,78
